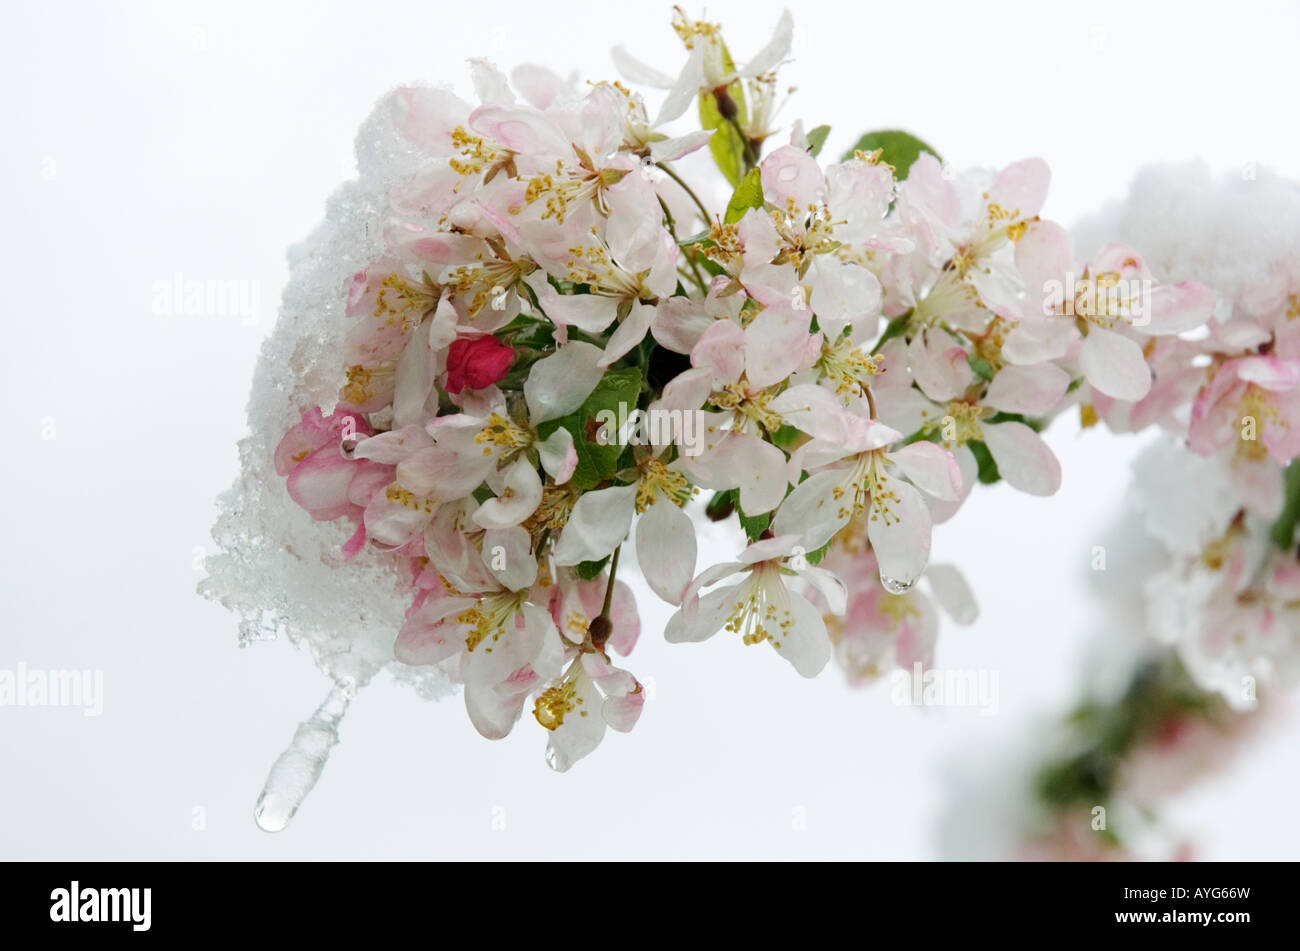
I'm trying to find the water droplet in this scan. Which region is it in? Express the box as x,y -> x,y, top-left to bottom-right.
253,792 -> 294,833
880,574 -> 915,595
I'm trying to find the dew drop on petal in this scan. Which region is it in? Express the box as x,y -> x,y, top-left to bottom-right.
880,574 -> 915,595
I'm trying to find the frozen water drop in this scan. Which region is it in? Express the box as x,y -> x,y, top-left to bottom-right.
880,574 -> 915,595
253,792 -> 294,833
253,681 -> 354,832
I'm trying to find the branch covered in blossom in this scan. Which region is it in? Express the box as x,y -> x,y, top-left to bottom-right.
238,7 -> 1290,783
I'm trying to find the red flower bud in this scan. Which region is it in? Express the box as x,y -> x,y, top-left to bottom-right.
445,336 -> 514,394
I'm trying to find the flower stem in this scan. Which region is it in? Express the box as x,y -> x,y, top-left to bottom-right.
728,116 -> 759,170
584,545 -> 621,654
658,196 -> 708,294
600,545 -> 621,619
656,161 -> 712,227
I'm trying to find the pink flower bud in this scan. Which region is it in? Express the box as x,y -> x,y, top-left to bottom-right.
445,336 -> 514,394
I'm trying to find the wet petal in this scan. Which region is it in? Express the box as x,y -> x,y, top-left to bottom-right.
524,341 -> 605,423
889,442 -> 962,501
981,421 -> 1061,496
866,477 -> 932,590
552,484 -> 638,566
984,363 -> 1070,415
473,457 -> 543,529
635,499 -> 697,605
1080,326 -> 1151,402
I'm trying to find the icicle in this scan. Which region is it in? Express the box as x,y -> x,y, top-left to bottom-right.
253,679 -> 355,832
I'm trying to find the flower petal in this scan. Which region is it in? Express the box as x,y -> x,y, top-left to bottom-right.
465,601 -> 555,687
983,363 -> 1070,415
536,426 -> 578,484
1080,326 -> 1151,402
543,668 -> 607,772
1144,281 -> 1215,335
889,442 -> 962,501
552,484 -> 638,566
464,673 -> 536,740
769,590 -> 831,678
635,499 -> 697,605
866,476 -> 932,591
981,420 -> 1061,496
599,301 -> 656,367
925,563 -> 977,625
472,457 -> 543,529
524,341 -> 605,423
771,468 -> 850,552
394,596 -> 476,666
1002,318 -> 1076,366
483,526 -> 537,592
665,583 -> 742,643
761,144 -> 825,212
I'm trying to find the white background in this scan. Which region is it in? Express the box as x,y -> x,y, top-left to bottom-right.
2,0 -> 1298,859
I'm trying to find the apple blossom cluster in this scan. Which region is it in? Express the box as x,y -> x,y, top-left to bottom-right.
937,162 -> 1300,859
260,6 -> 1227,772
1076,213 -> 1300,706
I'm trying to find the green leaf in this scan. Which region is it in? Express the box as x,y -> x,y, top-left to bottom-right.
509,322 -> 556,352
536,368 -> 643,490
899,427 -> 941,448
705,489 -> 737,521
738,507 -> 771,542
968,439 -> 1001,485
698,45 -> 749,187
724,168 -> 764,223
805,124 -> 831,157
804,538 -> 833,565
694,253 -> 726,278
967,354 -> 994,381
771,423 -> 801,451
985,411 -> 1045,433
871,310 -> 913,354
576,555 -> 611,580
701,100 -> 747,187
704,486 -> 771,541
496,313 -> 544,334
1270,462 -> 1300,549
841,130 -> 940,181
678,229 -> 713,246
